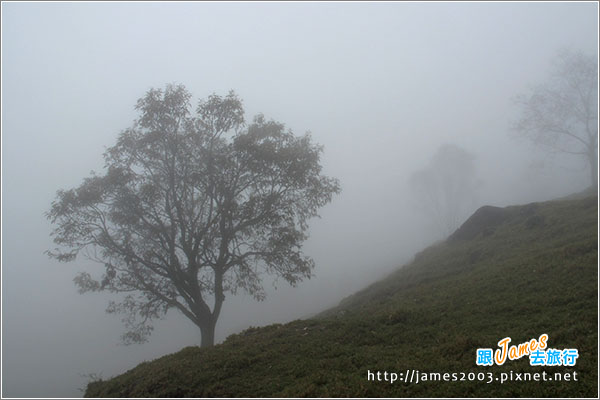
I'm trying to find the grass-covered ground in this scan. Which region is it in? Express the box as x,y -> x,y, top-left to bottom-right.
86,194 -> 598,397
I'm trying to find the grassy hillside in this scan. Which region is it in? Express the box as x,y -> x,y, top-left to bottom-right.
86,194 -> 598,397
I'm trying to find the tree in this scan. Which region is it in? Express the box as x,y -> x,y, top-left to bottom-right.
409,144 -> 480,236
47,84 -> 340,347
513,49 -> 598,187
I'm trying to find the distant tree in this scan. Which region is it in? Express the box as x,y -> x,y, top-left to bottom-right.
47,84 -> 340,347
409,144 -> 480,236
513,49 -> 598,187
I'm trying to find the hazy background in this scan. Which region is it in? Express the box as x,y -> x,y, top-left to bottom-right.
2,2 -> 597,397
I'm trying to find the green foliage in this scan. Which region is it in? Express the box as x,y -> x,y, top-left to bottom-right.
47,84 -> 340,346
85,195 -> 597,397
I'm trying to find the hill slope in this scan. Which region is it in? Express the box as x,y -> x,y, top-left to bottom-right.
86,194 -> 598,397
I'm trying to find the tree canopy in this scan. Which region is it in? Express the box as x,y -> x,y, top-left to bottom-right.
47,85 -> 340,346
409,144 -> 480,237
513,49 -> 598,187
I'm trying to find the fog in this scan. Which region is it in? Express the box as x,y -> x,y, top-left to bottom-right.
1,2 -> 597,397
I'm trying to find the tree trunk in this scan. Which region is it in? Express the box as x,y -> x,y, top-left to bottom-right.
194,270 -> 225,348
200,318 -> 216,347
588,149 -> 598,188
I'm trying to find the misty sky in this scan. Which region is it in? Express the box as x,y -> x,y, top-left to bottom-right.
2,2 -> 598,397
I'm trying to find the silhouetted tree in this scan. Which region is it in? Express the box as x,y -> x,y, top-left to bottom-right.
410,144 -> 480,236
47,85 -> 340,347
513,49 -> 598,187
